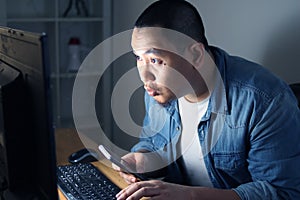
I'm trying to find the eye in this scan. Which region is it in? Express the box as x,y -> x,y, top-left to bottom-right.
134,54 -> 142,61
150,58 -> 163,65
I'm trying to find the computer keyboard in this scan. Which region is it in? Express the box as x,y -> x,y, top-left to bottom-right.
57,163 -> 121,200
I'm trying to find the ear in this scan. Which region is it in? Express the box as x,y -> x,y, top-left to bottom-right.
188,43 -> 205,68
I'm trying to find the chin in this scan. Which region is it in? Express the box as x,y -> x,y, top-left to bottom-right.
153,95 -> 174,105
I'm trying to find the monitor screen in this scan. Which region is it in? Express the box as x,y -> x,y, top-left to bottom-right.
0,60 -> 27,193
0,26 -> 58,199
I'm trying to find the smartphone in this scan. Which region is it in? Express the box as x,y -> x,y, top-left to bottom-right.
98,145 -> 148,181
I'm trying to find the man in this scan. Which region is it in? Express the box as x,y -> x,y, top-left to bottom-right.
114,1 -> 300,199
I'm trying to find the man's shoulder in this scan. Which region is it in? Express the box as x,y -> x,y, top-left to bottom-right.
212,46 -> 289,99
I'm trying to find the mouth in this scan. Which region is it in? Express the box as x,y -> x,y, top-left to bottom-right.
144,85 -> 159,96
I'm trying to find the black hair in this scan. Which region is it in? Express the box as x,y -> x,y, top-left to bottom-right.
135,0 -> 209,50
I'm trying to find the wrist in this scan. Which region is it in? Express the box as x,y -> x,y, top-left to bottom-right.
187,186 -> 201,200
188,187 -> 241,200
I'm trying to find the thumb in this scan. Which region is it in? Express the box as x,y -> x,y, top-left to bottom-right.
112,163 -> 121,171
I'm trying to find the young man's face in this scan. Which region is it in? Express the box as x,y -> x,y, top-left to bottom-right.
131,27 -> 196,104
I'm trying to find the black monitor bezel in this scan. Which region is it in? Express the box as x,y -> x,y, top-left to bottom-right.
0,26 -> 58,200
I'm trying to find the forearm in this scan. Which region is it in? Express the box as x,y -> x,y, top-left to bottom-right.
189,187 -> 240,200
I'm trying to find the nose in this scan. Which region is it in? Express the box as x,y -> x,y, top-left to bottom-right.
137,63 -> 155,83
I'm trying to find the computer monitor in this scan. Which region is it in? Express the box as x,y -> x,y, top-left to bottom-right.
0,27 -> 58,199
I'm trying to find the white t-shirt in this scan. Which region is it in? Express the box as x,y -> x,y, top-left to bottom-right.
178,96 -> 213,187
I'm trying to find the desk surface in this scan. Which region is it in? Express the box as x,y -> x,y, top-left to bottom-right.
55,128 -> 128,199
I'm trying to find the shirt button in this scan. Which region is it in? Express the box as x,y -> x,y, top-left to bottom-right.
176,126 -> 180,131
199,130 -> 204,139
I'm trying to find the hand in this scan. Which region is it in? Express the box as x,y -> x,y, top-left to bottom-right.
112,152 -> 148,184
112,151 -> 167,184
116,179 -> 192,200
112,162 -> 139,184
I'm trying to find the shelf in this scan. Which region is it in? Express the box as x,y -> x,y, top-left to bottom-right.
0,0 -> 112,128
50,72 -> 100,79
57,17 -> 104,22
7,18 -> 56,22
7,17 -> 104,23
51,73 -> 77,79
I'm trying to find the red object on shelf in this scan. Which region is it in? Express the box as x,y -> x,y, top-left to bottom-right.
68,37 -> 81,45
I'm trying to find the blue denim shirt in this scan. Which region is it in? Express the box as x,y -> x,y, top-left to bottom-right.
132,46 -> 300,200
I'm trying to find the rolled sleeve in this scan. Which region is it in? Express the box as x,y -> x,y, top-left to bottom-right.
233,181 -> 279,200
131,140 -> 156,152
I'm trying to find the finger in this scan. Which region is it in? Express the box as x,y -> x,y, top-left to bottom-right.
112,163 -> 121,171
116,181 -> 159,200
119,171 -> 138,184
112,162 -> 138,184
129,185 -> 160,200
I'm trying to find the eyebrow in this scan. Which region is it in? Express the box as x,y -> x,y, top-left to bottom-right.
133,48 -> 163,55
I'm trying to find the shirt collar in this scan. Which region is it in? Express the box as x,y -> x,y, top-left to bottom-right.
205,46 -> 229,115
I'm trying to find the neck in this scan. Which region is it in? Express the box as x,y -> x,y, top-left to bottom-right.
184,90 -> 210,103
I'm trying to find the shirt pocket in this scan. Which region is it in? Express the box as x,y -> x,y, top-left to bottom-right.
213,152 -> 251,184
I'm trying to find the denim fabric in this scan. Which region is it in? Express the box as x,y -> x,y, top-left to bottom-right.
131,46 -> 300,199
